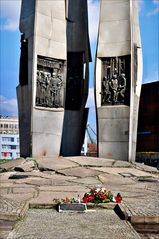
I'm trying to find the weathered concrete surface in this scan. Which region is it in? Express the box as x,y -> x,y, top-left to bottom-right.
132,162 -> 159,174
0,156 -> 158,238
92,167 -> 157,177
66,156 -> 116,167
7,209 -> 141,239
14,160 -> 35,172
36,157 -> 78,171
57,167 -> 101,178
0,196 -> 28,221
0,159 -> 25,172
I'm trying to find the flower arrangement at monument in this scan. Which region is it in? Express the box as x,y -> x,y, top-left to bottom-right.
53,187 -> 122,206
82,187 -> 122,204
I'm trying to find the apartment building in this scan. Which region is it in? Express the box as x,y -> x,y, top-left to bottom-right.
0,116 -> 20,159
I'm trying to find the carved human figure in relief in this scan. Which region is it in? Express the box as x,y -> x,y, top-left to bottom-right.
118,73 -> 126,101
109,74 -> 118,103
36,71 -> 41,105
36,68 -> 63,108
102,76 -> 111,103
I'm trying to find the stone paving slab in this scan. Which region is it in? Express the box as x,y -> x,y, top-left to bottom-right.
98,173 -> 136,186
0,159 -> 25,172
66,156 -> 116,167
92,167 -> 158,177
36,157 -> 78,171
8,176 -> 52,187
0,187 -> 36,195
0,172 -> 17,181
133,162 -> 159,174
2,193 -> 36,205
14,160 -> 35,172
113,160 -> 133,167
7,209 -> 141,239
57,167 -> 102,178
29,192 -> 84,205
39,185 -> 87,192
8,171 -> 56,179
67,176 -> 101,185
0,182 -> 34,188
0,196 -> 28,221
6,173 -> 78,186
0,219 -> 15,239
123,196 -> 159,218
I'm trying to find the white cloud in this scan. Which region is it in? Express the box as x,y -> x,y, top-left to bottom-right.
0,96 -> 18,116
146,0 -> 159,17
0,0 -> 21,31
88,0 -> 100,43
0,0 -> 100,37
138,0 -> 144,12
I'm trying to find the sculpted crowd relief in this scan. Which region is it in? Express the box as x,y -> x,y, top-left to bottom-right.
36,57 -> 64,108
101,56 -> 129,105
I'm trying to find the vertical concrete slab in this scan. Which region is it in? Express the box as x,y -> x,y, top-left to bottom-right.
60,0 -> 91,156
95,0 -> 142,161
18,0 -> 67,158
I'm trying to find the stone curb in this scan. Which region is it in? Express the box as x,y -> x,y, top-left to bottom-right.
0,202 -> 29,221
132,162 -> 159,174
130,215 -> 159,224
117,203 -> 159,224
0,213 -> 18,221
28,202 -> 122,211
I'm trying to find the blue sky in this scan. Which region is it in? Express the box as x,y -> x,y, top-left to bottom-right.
0,0 -> 159,135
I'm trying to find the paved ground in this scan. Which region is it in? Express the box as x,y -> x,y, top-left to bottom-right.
0,156 -> 159,239
7,209 -> 140,239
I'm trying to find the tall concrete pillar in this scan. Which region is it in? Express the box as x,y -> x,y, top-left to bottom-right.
17,0 -> 67,158
60,0 -> 91,156
95,0 -> 142,161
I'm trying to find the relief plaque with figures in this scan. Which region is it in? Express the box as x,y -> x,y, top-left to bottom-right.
101,56 -> 130,106
36,56 -> 65,108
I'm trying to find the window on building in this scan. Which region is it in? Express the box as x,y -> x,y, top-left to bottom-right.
2,137 -> 14,142
2,145 -> 11,149
11,145 -> 16,150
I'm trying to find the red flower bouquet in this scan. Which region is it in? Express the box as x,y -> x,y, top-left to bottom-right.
82,187 -> 122,204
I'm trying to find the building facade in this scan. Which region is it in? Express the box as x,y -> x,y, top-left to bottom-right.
137,81 -> 159,152
0,116 -> 20,160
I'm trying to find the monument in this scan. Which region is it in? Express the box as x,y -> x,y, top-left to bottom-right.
60,0 -> 91,156
17,0 -> 67,158
17,0 -> 142,161
95,0 -> 143,161
17,0 -> 91,158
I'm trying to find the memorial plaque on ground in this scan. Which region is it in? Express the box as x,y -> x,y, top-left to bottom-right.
58,203 -> 87,213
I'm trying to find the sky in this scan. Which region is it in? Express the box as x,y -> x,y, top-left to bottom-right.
0,0 -> 159,136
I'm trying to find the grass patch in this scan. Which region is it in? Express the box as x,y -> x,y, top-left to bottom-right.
0,159 -> 12,164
